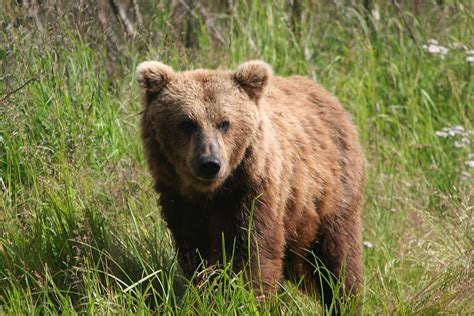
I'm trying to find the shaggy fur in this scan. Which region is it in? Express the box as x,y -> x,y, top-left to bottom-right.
137,60 -> 366,308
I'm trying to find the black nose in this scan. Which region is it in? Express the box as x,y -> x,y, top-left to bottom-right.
198,157 -> 221,179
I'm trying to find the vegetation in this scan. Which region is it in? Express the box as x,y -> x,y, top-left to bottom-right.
1,0 -> 473,314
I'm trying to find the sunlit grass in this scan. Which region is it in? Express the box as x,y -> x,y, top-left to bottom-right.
1,0 -> 473,314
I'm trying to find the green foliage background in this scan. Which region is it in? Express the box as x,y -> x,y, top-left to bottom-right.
0,0 -> 473,314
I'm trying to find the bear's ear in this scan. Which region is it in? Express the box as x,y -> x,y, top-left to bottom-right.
233,60 -> 272,102
136,61 -> 174,104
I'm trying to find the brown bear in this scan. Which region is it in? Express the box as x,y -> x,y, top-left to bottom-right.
136,60 -> 366,309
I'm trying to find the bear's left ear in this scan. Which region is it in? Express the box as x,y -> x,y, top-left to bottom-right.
136,61 -> 174,105
233,60 -> 272,102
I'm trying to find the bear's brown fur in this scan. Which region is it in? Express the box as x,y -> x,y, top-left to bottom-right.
136,60 -> 366,308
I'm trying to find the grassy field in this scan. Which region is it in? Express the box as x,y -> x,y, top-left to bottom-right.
1,1 -> 473,314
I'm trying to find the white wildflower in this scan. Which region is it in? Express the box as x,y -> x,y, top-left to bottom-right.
435,131 -> 449,138
435,126 -> 470,138
454,138 -> 470,148
371,9 -> 380,21
467,56 -> 474,63
423,40 -> 449,58
465,160 -> 474,168
433,45 -> 448,55
452,125 -> 465,133
363,241 -> 374,249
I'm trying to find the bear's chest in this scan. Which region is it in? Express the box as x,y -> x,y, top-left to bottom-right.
159,192 -> 243,262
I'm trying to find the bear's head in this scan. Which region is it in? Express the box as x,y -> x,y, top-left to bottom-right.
137,60 -> 272,193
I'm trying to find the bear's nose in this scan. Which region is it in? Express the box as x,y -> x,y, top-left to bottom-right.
197,157 -> 221,179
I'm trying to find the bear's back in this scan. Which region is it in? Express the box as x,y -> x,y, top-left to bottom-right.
259,75 -> 366,217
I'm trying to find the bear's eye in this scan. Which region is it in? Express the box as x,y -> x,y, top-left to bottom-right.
217,120 -> 230,133
180,120 -> 198,135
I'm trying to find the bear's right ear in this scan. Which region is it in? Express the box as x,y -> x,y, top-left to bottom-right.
136,61 -> 174,104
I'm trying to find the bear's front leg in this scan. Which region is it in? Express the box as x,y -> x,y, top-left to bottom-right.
241,198 -> 286,299
249,246 -> 285,300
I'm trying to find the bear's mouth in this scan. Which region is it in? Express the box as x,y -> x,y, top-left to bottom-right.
188,168 -> 227,190
192,173 -> 225,183
195,175 -> 218,182
185,173 -> 227,193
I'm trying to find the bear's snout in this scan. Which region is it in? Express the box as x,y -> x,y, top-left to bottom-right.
196,156 -> 221,180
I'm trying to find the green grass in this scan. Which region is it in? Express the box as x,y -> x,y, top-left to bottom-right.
1,0 -> 473,314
